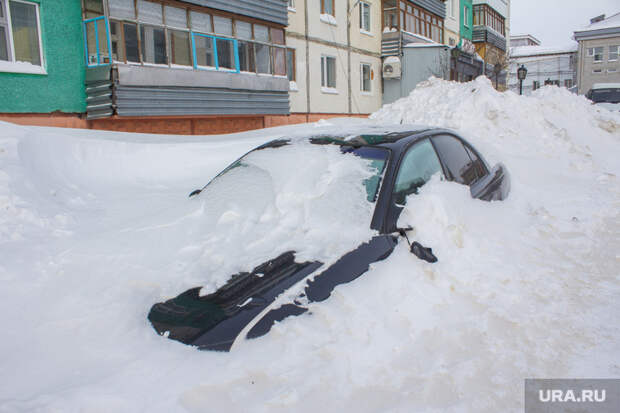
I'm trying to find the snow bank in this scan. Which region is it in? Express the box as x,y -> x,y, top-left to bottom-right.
0,77 -> 619,412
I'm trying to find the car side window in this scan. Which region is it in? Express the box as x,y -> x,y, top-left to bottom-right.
431,135 -> 480,186
393,139 -> 443,204
463,144 -> 488,181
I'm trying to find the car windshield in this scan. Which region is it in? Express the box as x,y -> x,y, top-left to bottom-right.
194,140 -> 390,291
590,88 -> 620,104
209,140 -> 389,203
340,146 -> 389,202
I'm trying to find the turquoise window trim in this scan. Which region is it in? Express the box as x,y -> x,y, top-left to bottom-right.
83,15 -> 112,68
191,32 -> 240,73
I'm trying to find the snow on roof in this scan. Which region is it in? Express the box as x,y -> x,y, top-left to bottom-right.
404,43 -> 448,48
592,83 -> 620,89
575,11 -> 620,33
510,34 -> 542,45
510,44 -> 578,58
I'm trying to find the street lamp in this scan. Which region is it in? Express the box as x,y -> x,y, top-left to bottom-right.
517,65 -> 528,95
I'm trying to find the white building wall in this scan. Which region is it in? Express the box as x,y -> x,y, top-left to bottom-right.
286,0 -> 382,115
508,53 -> 576,95
444,0 -> 460,46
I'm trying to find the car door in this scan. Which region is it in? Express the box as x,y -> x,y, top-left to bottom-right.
383,138 -> 444,231
430,134 -> 509,201
430,134 -> 487,186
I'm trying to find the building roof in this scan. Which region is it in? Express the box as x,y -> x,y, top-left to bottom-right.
510,34 -> 542,45
510,44 -> 578,58
574,12 -> 620,39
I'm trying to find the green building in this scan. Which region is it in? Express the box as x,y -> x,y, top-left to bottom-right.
459,0 -> 473,45
0,0 -> 85,116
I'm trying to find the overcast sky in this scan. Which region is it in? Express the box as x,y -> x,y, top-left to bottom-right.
510,0 -> 620,47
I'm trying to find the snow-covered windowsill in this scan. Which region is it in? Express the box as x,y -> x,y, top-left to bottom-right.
321,86 -> 339,94
289,81 -> 299,91
0,60 -> 47,75
320,13 -> 337,26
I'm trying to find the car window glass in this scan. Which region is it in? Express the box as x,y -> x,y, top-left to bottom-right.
431,135 -> 478,185
463,144 -> 487,182
393,139 -> 442,204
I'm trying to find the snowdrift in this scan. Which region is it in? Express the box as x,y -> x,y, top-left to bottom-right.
0,77 -> 619,412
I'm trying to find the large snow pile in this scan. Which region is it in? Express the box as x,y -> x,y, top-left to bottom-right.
1,76 -> 619,412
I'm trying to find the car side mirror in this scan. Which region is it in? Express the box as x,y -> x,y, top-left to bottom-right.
410,242 -> 438,263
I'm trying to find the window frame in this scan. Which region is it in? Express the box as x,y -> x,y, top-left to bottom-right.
191,32 -> 239,72
359,1 -> 371,34
0,0 -> 45,70
430,133 -> 488,186
87,0 -> 288,76
609,45 -> 619,62
321,0 -> 334,17
463,5 -> 469,27
592,46 -> 603,63
392,138 -> 443,204
398,0 -> 443,43
321,54 -> 336,89
360,62 -> 371,93
286,47 -> 295,81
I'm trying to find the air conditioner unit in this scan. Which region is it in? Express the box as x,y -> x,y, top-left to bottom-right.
383,56 -> 401,79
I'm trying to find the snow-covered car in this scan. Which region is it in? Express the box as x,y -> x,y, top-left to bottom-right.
148,127 -> 510,351
586,83 -> 620,111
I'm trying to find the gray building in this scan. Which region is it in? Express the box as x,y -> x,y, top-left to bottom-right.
81,0 -> 290,133
383,42 -> 451,105
573,12 -> 620,95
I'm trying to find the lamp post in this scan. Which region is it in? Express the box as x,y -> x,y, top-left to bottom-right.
517,65 -> 528,95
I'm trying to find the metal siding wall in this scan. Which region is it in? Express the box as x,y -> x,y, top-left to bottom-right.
183,0 -> 288,26
115,86 -> 290,117
410,0 -> 446,19
85,67 -> 114,120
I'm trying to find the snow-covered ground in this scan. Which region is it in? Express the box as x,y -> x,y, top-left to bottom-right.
0,77 -> 619,412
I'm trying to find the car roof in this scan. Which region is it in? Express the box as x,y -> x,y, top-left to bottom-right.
592,83 -> 620,90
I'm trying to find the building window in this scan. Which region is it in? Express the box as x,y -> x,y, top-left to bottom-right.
463,5 -> 469,27
608,68 -> 618,73
361,63 -> 371,92
564,79 -> 573,88
359,1 -> 370,32
321,0 -> 334,16
101,0 -> 287,75
588,47 -> 603,62
286,48 -> 295,81
321,55 -> 336,88
532,81 -> 539,90
473,4 -> 504,36
592,68 -> 602,74
0,0 -> 44,67
396,0 -> 443,43
609,45 -> 619,61
288,0 -> 295,11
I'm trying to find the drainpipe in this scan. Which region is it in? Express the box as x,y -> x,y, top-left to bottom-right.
347,1 -> 352,114
305,0 -> 311,114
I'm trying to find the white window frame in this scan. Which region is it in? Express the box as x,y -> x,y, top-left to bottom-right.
287,0 -> 295,12
609,45 -> 619,62
0,0 -> 45,74
359,1 -> 371,34
463,5 -> 469,27
360,62 -> 371,93
592,46 -> 603,62
321,54 -> 336,90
